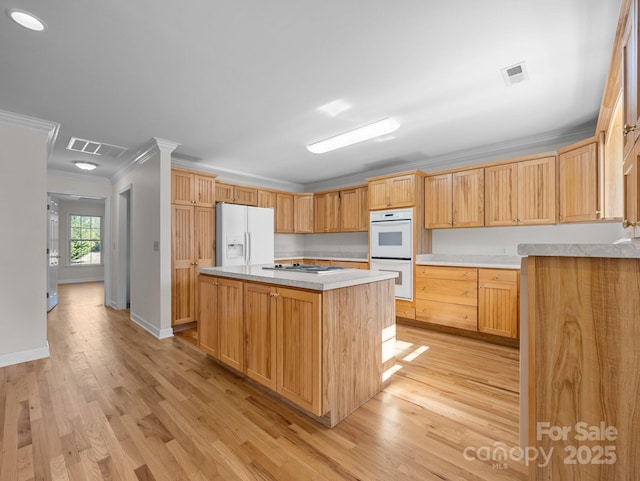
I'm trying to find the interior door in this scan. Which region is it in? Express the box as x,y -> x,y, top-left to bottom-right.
47,196 -> 59,311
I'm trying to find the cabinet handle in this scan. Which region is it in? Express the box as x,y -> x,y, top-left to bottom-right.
494,275 -> 500,280
512,218 -> 518,223
623,123 -> 637,136
463,290 -> 468,295
463,272 -> 468,277
463,315 -> 469,320
623,219 -> 637,228
595,210 -> 601,215
421,286 -> 426,291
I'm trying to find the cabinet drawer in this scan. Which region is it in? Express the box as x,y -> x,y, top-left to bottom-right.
416,300 -> 477,331
396,306 -> 416,320
416,265 -> 478,281
415,278 -> 477,305
478,268 -> 518,284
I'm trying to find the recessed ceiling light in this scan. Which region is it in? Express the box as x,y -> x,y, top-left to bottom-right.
73,161 -> 98,171
306,118 -> 400,154
7,9 -> 46,32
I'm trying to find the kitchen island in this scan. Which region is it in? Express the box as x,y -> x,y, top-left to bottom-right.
197,265 -> 398,427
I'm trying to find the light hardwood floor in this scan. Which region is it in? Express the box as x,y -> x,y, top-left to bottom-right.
0,282 -> 526,480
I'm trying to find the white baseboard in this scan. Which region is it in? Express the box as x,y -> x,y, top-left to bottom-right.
58,277 -> 105,284
130,312 -> 173,339
0,343 -> 50,368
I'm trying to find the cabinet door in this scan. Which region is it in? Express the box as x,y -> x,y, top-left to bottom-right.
388,174 -> 416,207
558,143 -> 599,222
294,194 -> 314,233
258,190 -> 276,209
244,283 -> 277,389
314,193 -> 328,232
276,193 -> 294,233
340,189 -> 359,231
171,169 -> 195,205
215,182 -> 235,203
325,192 -> 341,232
194,175 -> 216,207
478,269 -> 518,338
452,168 -> 484,227
485,163 -> 518,226
276,288 -> 322,416
235,186 -> 258,206
194,207 -> 215,270
425,174 -> 452,228
622,4 -> 638,161
217,278 -> 245,372
368,179 -> 389,210
623,149 -> 638,231
518,157 -> 557,225
172,205 -> 195,325
198,276 -> 218,358
358,187 -> 369,231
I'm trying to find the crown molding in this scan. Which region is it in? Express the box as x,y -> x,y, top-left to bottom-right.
302,123 -> 596,192
171,157 -> 305,192
111,137 -> 180,182
0,109 -> 60,158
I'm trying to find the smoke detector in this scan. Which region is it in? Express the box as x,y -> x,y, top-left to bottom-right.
501,61 -> 529,86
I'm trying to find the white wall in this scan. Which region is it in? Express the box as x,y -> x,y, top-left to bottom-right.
0,114 -> 57,367
431,222 -> 627,255
274,232 -> 369,259
111,140 -> 175,339
56,198 -> 105,283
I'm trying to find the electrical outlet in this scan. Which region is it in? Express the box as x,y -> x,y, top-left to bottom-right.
153,241 -> 159,251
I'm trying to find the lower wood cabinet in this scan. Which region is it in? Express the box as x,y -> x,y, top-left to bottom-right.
478,269 -> 519,338
197,274 -> 395,426
413,265 -> 520,338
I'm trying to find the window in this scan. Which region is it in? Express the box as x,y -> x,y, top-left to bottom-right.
69,215 -> 102,265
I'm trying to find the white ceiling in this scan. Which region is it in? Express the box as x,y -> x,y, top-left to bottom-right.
0,0 -> 622,187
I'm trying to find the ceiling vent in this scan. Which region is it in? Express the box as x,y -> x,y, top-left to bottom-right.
66,137 -> 128,158
501,61 -> 529,86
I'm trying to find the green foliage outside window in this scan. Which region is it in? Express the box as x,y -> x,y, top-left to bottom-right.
70,215 -> 101,265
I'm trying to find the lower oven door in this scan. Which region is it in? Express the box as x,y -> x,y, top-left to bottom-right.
370,259 -> 413,301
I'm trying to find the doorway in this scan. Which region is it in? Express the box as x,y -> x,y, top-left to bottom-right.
116,187 -> 131,309
46,196 -> 59,311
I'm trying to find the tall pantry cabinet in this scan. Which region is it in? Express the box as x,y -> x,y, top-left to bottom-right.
171,168 -> 217,326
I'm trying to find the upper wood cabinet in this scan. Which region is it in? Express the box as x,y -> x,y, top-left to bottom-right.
623,142 -> 640,235
424,169 -> 484,228
314,191 -> 340,233
340,186 -> 368,232
216,182 -> 258,206
558,141 -> 600,223
294,194 -> 314,233
276,193 -> 294,233
171,169 -> 216,207
622,1 -> 640,161
368,173 -> 419,210
257,189 -> 276,209
485,156 -> 556,226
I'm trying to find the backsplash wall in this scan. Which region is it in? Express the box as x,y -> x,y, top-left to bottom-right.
275,233 -> 368,259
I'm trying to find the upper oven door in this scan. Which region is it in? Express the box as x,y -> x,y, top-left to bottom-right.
370,219 -> 412,259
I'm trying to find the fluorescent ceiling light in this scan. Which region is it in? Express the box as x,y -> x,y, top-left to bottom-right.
7,9 -> 46,31
307,118 -> 400,154
74,161 -> 98,171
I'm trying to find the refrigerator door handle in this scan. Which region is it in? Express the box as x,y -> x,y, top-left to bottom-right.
245,232 -> 251,264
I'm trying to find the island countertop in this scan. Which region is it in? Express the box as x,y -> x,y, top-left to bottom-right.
198,265 -> 398,291
415,253 -> 522,269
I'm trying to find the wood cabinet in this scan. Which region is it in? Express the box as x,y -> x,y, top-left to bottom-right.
276,287 -> 322,415
368,173 -> 419,210
415,266 -> 478,331
314,191 -> 340,233
623,142 -> 640,234
558,141 -> 600,222
622,1 -> 639,162
171,169 -> 216,207
276,193 -> 294,233
340,186 -> 368,232
215,182 -> 258,206
485,156 -> 556,226
257,190 -> 276,209
244,282 -> 277,390
171,190 -> 215,326
425,169 -> 484,228
294,194 -> 314,233
197,276 -> 244,372
477,269 -> 518,338
198,274 -> 395,427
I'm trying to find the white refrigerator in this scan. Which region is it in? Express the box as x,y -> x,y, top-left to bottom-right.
216,203 -> 274,266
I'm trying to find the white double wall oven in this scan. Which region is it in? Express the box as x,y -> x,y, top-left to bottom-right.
369,209 -> 413,300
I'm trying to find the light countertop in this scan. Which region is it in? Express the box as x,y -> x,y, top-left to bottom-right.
415,254 -> 522,269
517,241 -> 640,258
198,265 -> 397,291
